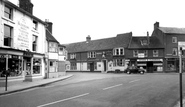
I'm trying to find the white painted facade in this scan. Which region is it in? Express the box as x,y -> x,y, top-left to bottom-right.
0,1 -> 46,81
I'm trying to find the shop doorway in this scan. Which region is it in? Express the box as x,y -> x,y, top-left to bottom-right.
90,63 -> 94,72
147,61 -> 153,73
103,60 -> 107,71
23,57 -> 31,76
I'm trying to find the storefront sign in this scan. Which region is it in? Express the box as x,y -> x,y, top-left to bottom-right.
23,52 -> 33,57
137,59 -> 147,62
148,59 -> 163,62
138,53 -> 145,58
17,17 -> 30,50
153,63 -> 163,66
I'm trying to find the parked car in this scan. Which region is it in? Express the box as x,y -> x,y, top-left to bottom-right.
125,66 -> 145,74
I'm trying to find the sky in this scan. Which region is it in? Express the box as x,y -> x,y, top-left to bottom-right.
9,0 -> 185,44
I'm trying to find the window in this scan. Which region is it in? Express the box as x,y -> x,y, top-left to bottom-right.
172,37 -> 177,43
113,48 -> 124,55
133,50 -> 138,57
172,48 -> 178,56
32,35 -> 38,51
4,5 -> 12,20
141,39 -> 148,45
59,47 -> 64,55
33,58 -> 41,74
87,62 -> 97,70
144,50 -> 148,57
113,59 -> 125,66
88,52 -> 96,58
49,42 -> 58,52
49,61 -> 58,72
33,20 -> 38,30
153,50 -> 159,57
4,25 -> 13,47
70,53 -> 76,59
70,63 -> 77,70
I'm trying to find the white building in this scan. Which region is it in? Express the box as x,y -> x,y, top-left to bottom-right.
0,0 -> 46,85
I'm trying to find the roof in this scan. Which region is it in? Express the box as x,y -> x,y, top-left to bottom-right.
46,29 -> 59,43
159,27 -> 185,34
4,0 -> 46,25
128,36 -> 164,49
64,32 -> 132,53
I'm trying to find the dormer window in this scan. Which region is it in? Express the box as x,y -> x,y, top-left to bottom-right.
33,20 -> 38,30
141,39 -> 148,45
4,5 -> 13,20
113,48 -> 124,56
172,37 -> 177,43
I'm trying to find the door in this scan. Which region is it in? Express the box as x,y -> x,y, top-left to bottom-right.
90,63 -> 94,72
147,61 -> 153,73
103,60 -> 107,71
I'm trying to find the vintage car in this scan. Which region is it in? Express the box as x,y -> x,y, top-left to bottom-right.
125,66 -> 146,74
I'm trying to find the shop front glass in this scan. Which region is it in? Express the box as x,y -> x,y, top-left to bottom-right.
33,58 -> 41,74
167,60 -> 176,71
0,55 -> 6,77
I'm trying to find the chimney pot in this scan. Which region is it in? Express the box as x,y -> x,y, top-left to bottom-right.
86,35 -> 91,43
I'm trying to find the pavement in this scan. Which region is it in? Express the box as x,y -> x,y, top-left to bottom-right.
0,74 -> 73,96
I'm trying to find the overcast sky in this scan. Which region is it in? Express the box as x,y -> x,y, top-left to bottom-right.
9,0 -> 185,44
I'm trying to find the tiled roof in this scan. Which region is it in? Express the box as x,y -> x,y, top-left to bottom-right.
46,29 -> 59,43
64,32 -> 132,53
159,27 -> 185,34
128,36 -> 164,49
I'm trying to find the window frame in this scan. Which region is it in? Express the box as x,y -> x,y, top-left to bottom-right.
32,35 -> 38,52
172,37 -> 177,43
113,48 -> 124,56
49,42 -> 58,53
33,20 -> 38,30
4,24 -> 13,47
87,51 -> 96,58
70,53 -> 76,59
172,48 -> 178,56
4,5 -> 13,20
153,50 -> 159,57
133,50 -> 138,57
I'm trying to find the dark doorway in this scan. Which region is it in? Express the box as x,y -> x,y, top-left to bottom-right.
90,63 -> 94,72
103,60 -> 106,71
147,61 -> 153,73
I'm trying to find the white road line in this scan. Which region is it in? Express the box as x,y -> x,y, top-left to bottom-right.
37,93 -> 89,107
129,79 -> 140,83
103,84 -> 123,90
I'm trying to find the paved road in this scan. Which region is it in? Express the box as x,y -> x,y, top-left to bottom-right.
0,72 -> 185,107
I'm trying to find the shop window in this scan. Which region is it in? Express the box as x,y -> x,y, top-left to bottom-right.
144,50 -> 148,57
167,60 -> 176,71
33,58 -> 41,74
133,50 -> 138,57
4,24 -> 13,47
87,52 -> 96,58
113,59 -> 125,66
32,35 -> 38,52
4,5 -> 12,20
153,50 -> 158,57
0,55 -> 6,77
172,48 -> 178,56
172,37 -> 177,43
113,48 -> 124,56
49,61 -> 58,72
87,62 -> 97,70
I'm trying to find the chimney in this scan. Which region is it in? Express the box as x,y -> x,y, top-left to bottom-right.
19,0 -> 34,14
147,31 -> 150,45
45,19 -> 53,34
86,35 -> 91,43
154,22 -> 159,30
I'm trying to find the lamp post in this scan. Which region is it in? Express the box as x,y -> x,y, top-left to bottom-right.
179,47 -> 183,107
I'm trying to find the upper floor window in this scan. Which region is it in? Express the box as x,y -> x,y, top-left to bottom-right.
49,42 -> 58,52
32,35 -> 38,52
144,50 -> 148,57
70,53 -> 76,59
4,24 -> 13,47
172,48 -> 178,56
133,50 -> 138,57
4,5 -> 12,20
59,47 -> 64,55
172,37 -> 177,43
153,50 -> 159,57
141,39 -> 148,45
113,48 -> 124,56
88,52 -> 96,58
33,20 -> 38,30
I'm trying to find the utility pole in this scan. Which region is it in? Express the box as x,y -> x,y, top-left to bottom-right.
179,47 -> 183,107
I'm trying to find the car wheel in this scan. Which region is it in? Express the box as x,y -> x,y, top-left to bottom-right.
140,71 -> 144,74
127,71 -> 130,74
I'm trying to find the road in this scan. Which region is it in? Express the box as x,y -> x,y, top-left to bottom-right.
0,72 -> 185,107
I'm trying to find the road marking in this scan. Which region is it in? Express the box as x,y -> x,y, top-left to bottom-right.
103,84 -> 123,90
129,79 -> 140,83
37,93 -> 89,107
